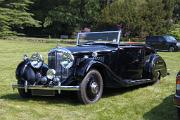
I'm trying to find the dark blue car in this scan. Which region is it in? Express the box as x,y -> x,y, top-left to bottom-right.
146,35 -> 179,52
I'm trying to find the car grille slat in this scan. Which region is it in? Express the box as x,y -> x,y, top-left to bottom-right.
48,51 -> 71,81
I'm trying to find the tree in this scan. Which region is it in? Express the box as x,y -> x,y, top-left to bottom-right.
0,0 -> 40,37
169,0 -> 180,40
173,0 -> 180,22
41,0 -> 101,37
169,23 -> 180,39
99,0 -> 147,36
99,0 -> 175,37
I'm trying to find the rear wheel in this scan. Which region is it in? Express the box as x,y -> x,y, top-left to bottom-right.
152,71 -> 161,83
17,80 -> 31,98
78,69 -> 103,104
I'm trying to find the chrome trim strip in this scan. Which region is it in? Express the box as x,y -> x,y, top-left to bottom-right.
77,33 -> 80,45
24,81 -> 28,93
175,94 -> 180,98
176,85 -> 180,90
117,30 -> 121,45
77,31 -> 122,45
78,31 -> 121,34
12,84 -> 79,91
175,105 -> 180,108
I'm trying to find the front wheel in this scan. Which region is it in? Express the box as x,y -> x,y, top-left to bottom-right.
78,69 -> 103,104
169,46 -> 175,52
18,89 -> 31,98
17,80 -> 31,98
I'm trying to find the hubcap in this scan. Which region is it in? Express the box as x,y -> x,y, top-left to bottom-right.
169,47 -> 174,52
157,72 -> 160,79
90,81 -> 99,94
154,71 -> 160,80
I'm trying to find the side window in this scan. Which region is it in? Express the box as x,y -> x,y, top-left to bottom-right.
158,37 -> 165,42
124,48 -> 143,62
151,37 -> 155,42
147,36 -> 154,42
152,36 -> 158,42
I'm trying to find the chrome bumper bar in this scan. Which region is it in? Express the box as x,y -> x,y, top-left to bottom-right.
12,84 -> 80,91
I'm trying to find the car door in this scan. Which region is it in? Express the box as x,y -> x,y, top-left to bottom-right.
158,36 -> 166,50
148,36 -> 158,50
117,46 -> 144,80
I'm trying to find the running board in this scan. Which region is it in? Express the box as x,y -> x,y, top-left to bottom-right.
122,79 -> 152,87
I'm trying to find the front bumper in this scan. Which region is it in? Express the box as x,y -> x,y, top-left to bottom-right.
174,95 -> 180,108
12,82 -> 80,94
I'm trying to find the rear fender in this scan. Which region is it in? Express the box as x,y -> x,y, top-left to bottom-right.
146,54 -> 167,78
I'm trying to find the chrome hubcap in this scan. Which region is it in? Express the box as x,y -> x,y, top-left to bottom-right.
156,72 -> 160,79
169,47 -> 174,52
90,82 -> 99,94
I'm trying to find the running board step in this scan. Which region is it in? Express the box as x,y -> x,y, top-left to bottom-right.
122,79 -> 152,87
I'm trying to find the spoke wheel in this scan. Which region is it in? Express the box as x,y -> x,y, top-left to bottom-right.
153,71 -> 161,83
78,69 -> 103,104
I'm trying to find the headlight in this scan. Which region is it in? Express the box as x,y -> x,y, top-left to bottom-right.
30,53 -> 44,69
47,69 -> 56,79
60,49 -> 74,69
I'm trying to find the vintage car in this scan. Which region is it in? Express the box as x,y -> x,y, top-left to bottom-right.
175,71 -> 180,117
12,31 -> 167,104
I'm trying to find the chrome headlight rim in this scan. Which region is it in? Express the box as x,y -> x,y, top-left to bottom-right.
30,52 -> 44,69
47,69 -> 56,80
59,48 -> 74,69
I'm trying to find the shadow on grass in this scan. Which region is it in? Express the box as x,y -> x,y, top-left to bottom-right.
103,83 -> 154,98
143,94 -> 178,120
0,83 -> 153,105
0,91 -> 80,106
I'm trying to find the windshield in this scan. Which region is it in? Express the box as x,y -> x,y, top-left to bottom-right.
77,31 -> 121,45
164,36 -> 177,43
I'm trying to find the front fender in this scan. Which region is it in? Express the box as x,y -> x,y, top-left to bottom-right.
75,59 -> 126,87
16,60 -> 49,84
75,59 -> 106,80
16,60 -> 36,84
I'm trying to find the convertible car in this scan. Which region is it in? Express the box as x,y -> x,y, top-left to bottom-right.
12,31 -> 167,104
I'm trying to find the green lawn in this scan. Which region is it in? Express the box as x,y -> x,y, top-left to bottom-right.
0,39 -> 180,120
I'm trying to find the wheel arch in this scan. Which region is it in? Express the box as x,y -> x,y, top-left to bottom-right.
147,54 -> 167,79
75,60 -> 110,86
87,63 -> 107,85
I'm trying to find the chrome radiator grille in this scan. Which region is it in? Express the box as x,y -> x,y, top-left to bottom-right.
48,52 -> 56,69
48,51 -> 70,80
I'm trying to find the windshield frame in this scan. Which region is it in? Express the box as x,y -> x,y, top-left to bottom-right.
76,31 -> 121,45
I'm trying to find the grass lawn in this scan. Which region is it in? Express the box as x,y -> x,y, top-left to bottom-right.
0,39 -> 180,120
